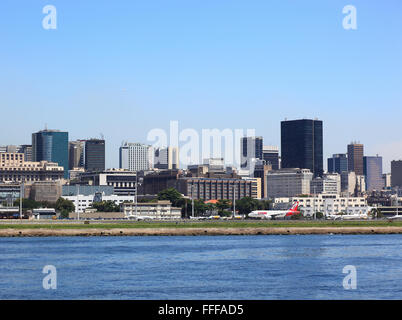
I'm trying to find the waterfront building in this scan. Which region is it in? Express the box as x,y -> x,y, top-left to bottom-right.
281,119 -> 323,177
32,129 -> 69,178
122,200 -> 182,220
273,194 -> 368,216
64,192 -> 135,213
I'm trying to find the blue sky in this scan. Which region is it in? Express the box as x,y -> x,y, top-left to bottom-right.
0,0 -> 401,171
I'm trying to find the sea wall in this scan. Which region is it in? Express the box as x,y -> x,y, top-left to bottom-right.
1,227 -> 402,237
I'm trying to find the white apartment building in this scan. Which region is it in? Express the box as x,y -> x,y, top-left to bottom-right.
274,194 -> 368,216
122,201 -> 182,220
64,193 -> 135,213
266,168 -> 313,198
119,142 -> 153,171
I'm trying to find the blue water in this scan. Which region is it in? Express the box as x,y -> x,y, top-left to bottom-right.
0,235 -> 401,300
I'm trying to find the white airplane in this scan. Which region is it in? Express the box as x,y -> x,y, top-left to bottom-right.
326,207 -> 375,220
248,202 -> 300,220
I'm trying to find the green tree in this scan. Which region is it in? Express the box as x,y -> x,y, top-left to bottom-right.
91,200 -> 120,212
236,197 -> 259,215
55,197 -> 75,218
157,188 -> 183,207
216,199 -> 231,216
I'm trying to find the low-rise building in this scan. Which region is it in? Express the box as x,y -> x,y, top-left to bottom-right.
274,194 -> 368,216
122,200 -> 182,220
64,192 -> 135,213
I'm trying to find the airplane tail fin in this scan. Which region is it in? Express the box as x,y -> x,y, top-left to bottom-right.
285,201 -> 300,216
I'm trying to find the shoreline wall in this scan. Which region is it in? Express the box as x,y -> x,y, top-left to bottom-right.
1,227 -> 402,237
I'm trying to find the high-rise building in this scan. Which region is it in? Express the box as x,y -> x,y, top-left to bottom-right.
119,142 -> 153,171
391,160 -> 402,188
263,146 -> 279,170
68,140 -> 85,170
281,119 -> 323,177
327,154 -> 348,174
0,145 -> 32,161
84,139 -> 105,172
363,155 -> 384,192
32,129 -> 69,178
347,143 -> 364,176
240,136 -> 263,169
154,146 -> 179,170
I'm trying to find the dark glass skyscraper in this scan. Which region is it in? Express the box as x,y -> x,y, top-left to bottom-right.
32,129 -> 69,178
347,143 -> 364,176
84,139 -> 105,172
281,119 -> 323,177
327,154 -> 348,174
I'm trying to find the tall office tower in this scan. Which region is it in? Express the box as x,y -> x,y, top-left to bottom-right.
85,139 -> 105,172
281,119 -> 323,177
119,142 -> 153,171
391,160 -> 402,188
154,146 -> 179,170
32,129 -> 69,178
347,143 -> 364,175
68,140 -> 85,169
327,154 -> 348,174
263,146 -> 279,170
363,155 -> 384,192
240,136 -> 263,169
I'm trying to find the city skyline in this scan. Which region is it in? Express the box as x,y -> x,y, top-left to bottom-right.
0,1 -> 401,171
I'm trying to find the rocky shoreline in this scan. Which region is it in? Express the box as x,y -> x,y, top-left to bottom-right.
1,226 -> 402,237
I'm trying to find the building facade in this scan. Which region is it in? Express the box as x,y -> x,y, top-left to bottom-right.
263,146 -> 279,170
363,155 -> 384,192
347,143 -> 364,176
154,146 -> 179,170
281,119 -> 323,177
119,142 -> 153,171
84,139 -> 105,172
311,173 -> 341,195
327,153 -> 348,174
0,152 -> 64,183
391,160 -> 402,188
32,129 -> 69,178
240,136 -> 263,169
123,201 -> 182,220
266,168 -> 313,198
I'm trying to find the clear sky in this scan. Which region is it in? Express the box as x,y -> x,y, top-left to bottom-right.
0,0 -> 401,171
